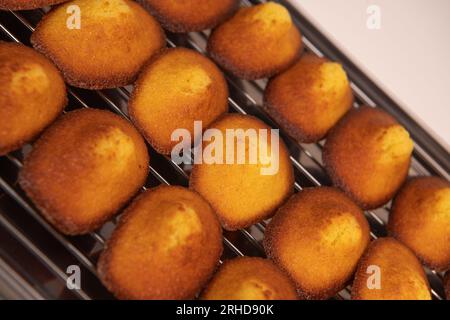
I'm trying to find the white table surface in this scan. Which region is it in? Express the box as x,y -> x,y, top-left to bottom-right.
288,0 -> 450,151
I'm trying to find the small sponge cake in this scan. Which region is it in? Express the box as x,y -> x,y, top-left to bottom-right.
201,257 -> 297,300
351,238 -> 431,300
264,187 -> 370,299
190,114 -> 294,231
98,185 -> 223,300
19,108 -> 149,235
140,0 -> 239,33
129,48 -> 228,155
0,42 -> 66,155
264,54 -> 353,143
31,0 -> 165,89
323,106 -> 414,209
0,0 -> 68,10
207,2 -> 302,79
388,177 -> 450,271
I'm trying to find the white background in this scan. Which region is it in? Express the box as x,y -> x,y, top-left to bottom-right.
288,0 -> 450,150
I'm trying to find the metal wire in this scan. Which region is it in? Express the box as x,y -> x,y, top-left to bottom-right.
0,0 -> 447,300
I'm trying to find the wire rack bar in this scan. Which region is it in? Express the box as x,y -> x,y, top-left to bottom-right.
0,0 -> 446,300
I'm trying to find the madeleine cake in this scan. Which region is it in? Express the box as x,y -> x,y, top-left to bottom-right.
323,106 -> 414,209
19,108 -> 149,235
388,177 -> 450,271
0,42 -> 66,155
264,54 -> 353,143
31,0 -> 165,89
98,185 -> 223,300
264,187 -> 370,299
207,2 -> 302,79
351,238 -> 431,300
140,0 -> 239,33
201,257 -> 297,300
190,114 -> 294,230
0,0 -> 68,10
129,48 -> 228,155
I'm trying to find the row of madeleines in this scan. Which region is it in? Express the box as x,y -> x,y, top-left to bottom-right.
1,0 -> 449,300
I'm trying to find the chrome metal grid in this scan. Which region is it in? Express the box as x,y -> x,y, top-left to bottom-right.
0,0 -> 448,300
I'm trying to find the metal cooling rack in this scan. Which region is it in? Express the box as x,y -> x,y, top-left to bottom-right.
0,0 -> 448,300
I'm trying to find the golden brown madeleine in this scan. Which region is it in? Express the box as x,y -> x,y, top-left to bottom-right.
19,108 -> 149,235
31,0 -> 165,89
207,2 -> 302,80
201,257 -> 297,300
0,0 -> 67,10
190,114 -> 294,231
388,177 -> 450,271
323,106 -> 414,209
140,0 -> 239,33
264,54 -> 353,143
0,42 -> 66,155
264,187 -> 370,299
98,185 -> 223,300
129,48 -> 228,155
351,238 -> 431,300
